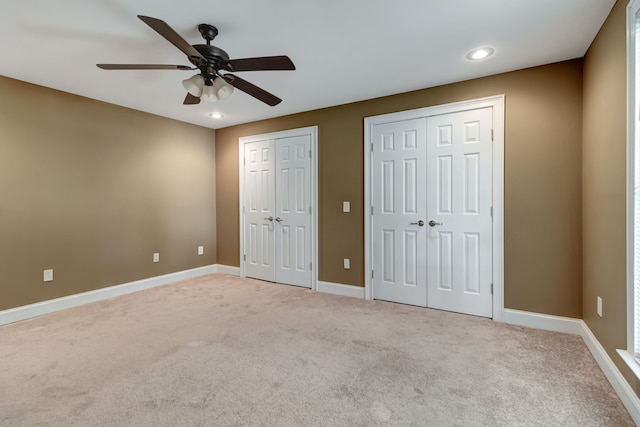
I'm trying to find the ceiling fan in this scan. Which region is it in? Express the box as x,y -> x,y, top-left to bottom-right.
97,15 -> 295,106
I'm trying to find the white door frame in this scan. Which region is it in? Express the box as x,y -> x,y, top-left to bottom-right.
364,96 -> 505,321
238,126 -> 319,290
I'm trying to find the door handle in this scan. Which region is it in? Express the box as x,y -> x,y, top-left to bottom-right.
410,220 -> 425,227
428,220 -> 443,227
264,216 -> 273,221
275,217 -> 283,223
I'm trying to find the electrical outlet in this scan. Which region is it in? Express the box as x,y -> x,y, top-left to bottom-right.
43,269 -> 53,282
343,258 -> 350,269
597,296 -> 603,317
198,246 -> 204,256
153,253 -> 160,263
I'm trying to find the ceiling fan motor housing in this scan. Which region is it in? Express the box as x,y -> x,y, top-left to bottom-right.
191,44 -> 230,78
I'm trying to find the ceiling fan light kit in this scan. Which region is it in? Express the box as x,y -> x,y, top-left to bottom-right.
97,15 -> 295,106
191,76 -> 234,103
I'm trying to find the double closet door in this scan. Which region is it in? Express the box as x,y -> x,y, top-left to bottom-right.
243,134 -> 312,288
371,106 -> 494,317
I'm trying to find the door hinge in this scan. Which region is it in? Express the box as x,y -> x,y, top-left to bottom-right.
243,157 -> 246,165
243,254 -> 246,261
491,129 -> 494,141
372,270 -> 374,279
491,283 -> 493,294
309,206 -> 312,214
309,150 -> 312,158
490,206 -> 493,218
371,143 -> 374,153
371,206 -> 374,216
309,262 -> 312,271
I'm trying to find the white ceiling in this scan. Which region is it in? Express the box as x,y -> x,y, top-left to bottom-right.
0,0 -> 615,130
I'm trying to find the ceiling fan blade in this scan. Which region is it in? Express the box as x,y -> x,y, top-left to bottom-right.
97,64 -> 195,70
225,56 -> 296,72
137,15 -> 206,63
183,93 -> 201,105
222,74 -> 282,106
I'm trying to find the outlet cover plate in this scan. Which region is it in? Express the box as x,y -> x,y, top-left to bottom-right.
153,253 -> 160,263
43,269 -> 53,282
198,246 -> 204,256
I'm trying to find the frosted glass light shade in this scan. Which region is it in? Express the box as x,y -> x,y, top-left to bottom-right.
182,74 -> 204,97
213,77 -> 234,99
200,84 -> 219,102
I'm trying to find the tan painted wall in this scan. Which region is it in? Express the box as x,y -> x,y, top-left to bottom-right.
216,60 -> 584,318
583,0 -> 637,389
0,76 -> 216,311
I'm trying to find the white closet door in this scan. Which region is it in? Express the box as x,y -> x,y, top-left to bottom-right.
244,140 -> 276,282
426,107 -> 493,317
243,134 -> 312,288
371,118 -> 428,306
275,135 -> 312,287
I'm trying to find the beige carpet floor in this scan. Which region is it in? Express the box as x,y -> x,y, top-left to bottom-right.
0,274 -> 634,426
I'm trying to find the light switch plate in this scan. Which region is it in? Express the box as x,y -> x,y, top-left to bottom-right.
343,258 -> 350,269
597,296 -> 603,317
343,201 -> 350,213
198,246 -> 204,255
43,269 -> 53,282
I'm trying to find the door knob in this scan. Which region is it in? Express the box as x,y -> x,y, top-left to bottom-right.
264,216 -> 273,221
410,220 -> 425,227
275,217 -> 283,223
428,220 -> 442,227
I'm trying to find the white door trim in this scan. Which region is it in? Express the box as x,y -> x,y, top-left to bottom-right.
238,126 -> 319,291
364,95 -> 505,321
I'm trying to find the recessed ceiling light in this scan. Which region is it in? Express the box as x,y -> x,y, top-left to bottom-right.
209,112 -> 224,119
466,47 -> 495,61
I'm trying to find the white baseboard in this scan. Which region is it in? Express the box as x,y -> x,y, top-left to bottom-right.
0,264 -> 217,326
503,308 -> 584,334
582,326 -> 640,426
317,280 -> 365,299
214,264 -> 240,276
503,308 -> 640,424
